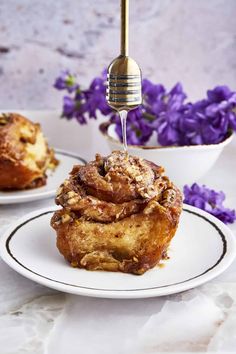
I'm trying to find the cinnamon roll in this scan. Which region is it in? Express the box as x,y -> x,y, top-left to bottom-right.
51,151 -> 182,275
0,113 -> 58,190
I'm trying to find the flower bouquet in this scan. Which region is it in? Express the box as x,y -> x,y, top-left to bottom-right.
54,69 -> 236,146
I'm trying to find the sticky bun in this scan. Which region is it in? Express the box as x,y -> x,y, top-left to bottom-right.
51,151 -> 182,275
0,113 -> 58,190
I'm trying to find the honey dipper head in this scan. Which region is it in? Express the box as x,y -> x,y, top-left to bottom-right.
106,55 -> 142,111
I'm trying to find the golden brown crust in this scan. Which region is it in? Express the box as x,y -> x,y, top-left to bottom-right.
51,151 -> 183,275
0,113 -> 59,190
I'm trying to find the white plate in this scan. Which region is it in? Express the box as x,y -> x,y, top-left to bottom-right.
0,149 -> 86,204
0,204 -> 236,299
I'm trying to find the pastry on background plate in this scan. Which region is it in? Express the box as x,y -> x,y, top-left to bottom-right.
51,151 -> 182,275
0,113 -> 58,190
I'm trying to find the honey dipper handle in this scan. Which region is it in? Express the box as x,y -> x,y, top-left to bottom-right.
121,0 -> 129,56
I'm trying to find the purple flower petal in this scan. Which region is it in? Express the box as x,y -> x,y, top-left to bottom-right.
62,96 -> 76,119
54,70 -> 79,93
184,183 -> 236,224
207,86 -> 232,102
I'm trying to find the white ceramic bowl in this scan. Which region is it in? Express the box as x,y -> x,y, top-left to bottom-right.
99,122 -> 233,187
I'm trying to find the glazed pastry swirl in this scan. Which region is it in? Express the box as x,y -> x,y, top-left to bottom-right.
56,151 -> 178,223
0,113 -> 58,190
52,150 -> 183,275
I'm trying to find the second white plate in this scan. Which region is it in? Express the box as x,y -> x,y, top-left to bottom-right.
0,204 -> 235,298
0,149 -> 86,204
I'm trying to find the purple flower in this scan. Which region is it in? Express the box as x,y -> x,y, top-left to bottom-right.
74,110 -> 87,125
207,86 -> 233,102
55,69 -> 112,123
54,69 -> 236,147
54,70 -> 79,93
83,77 -> 112,119
62,96 -> 76,119
62,95 -> 87,124
178,105 -> 203,145
177,86 -> 236,146
183,183 -> 236,224
142,79 -> 165,108
206,87 -> 236,134
155,112 -> 182,146
144,82 -> 187,146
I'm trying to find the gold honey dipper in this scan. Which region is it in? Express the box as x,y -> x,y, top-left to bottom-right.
106,0 -> 142,112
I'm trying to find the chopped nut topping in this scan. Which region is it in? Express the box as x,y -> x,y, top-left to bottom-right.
67,191 -> 77,198
67,197 -> 78,205
61,214 -> 71,223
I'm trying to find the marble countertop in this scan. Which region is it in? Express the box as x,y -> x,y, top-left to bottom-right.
0,111 -> 236,354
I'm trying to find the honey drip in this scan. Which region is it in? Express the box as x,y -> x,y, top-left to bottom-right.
119,110 -> 128,151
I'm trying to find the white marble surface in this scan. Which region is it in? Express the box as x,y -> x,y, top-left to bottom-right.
0,111 -> 236,354
0,0 -> 236,109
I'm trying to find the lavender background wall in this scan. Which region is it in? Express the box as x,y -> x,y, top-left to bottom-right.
0,0 -> 235,109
